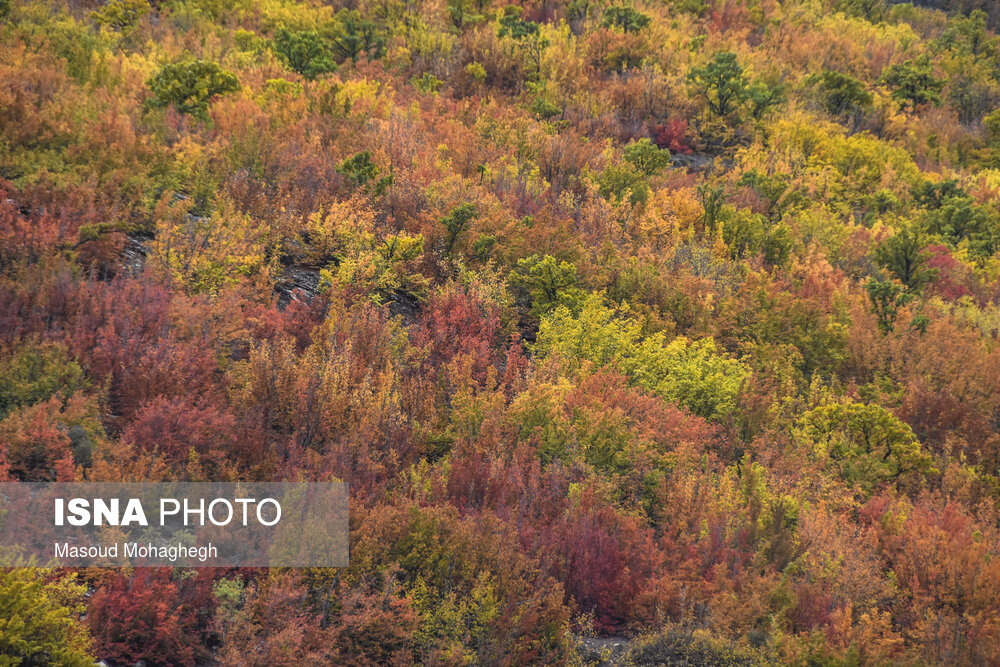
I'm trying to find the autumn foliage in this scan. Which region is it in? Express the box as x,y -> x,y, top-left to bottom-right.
3,0 -> 1000,664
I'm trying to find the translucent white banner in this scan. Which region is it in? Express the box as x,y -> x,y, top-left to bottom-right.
0,482 -> 348,567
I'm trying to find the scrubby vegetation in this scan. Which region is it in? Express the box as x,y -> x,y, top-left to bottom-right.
3,0 -> 1000,663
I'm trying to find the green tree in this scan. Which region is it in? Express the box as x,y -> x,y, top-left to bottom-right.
331,9 -> 386,63
835,0 -> 887,23
601,6 -> 651,33
497,7 -> 549,78
440,203 -> 477,256
641,336 -> 748,421
598,164 -> 649,205
497,7 -> 540,40
413,72 -> 444,93
797,402 -> 934,493
747,78 -> 786,120
939,9 -> 995,58
534,294 -> 748,420
511,254 -> 585,317
337,152 -> 378,186
814,70 -> 872,115
926,196 -> 985,243
91,0 -> 149,32
146,60 -> 239,119
623,138 -> 671,175
0,343 -> 87,419
687,51 -> 749,118
879,57 -> 945,107
336,152 -> 393,195
0,568 -> 94,666
865,277 -> 913,334
873,225 -> 937,292
272,29 -> 337,79
529,96 -> 561,119
447,0 -> 485,29
721,210 -> 793,265
921,195 -> 1000,259
912,178 -> 966,209
763,224 -> 793,267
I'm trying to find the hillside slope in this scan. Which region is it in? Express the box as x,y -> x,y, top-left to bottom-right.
2,0 -> 1000,664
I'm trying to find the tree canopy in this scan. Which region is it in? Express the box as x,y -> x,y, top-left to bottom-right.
4,0 -> 1000,663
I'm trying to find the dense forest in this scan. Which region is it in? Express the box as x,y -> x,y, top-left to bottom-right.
2,0 -> 1000,664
